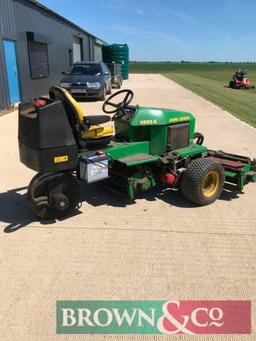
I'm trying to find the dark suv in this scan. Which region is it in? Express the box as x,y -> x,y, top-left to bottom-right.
60,61 -> 112,100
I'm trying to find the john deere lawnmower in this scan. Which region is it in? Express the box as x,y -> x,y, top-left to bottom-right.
18,87 -> 256,219
229,69 -> 255,89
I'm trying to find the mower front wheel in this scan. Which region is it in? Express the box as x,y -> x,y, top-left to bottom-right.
181,158 -> 225,206
27,172 -> 80,219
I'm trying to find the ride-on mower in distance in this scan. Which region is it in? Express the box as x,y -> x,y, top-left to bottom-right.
18,88 -> 256,219
229,69 -> 255,89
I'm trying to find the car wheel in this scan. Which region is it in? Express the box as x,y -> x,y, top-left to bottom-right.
100,86 -> 107,100
117,77 -> 122,89
107,83 -> 112,95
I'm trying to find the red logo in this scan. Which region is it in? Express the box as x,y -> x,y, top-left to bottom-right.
157,300 -> 251,334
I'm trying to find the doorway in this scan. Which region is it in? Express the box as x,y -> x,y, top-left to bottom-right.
3,40 -> 20,103
73,36 -> 83,63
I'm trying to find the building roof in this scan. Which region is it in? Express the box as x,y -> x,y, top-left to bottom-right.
27,0 -> 106,44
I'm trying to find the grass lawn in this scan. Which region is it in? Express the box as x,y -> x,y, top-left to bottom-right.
129,62 -> 256,128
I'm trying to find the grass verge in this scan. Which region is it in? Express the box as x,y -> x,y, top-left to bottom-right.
129,63 -> 256,128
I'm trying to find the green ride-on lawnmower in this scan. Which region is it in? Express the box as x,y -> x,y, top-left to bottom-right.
18,87 -> 256,219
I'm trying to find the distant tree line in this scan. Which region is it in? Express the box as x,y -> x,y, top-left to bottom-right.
130,61 -> 256,64
180,61 -> 256,64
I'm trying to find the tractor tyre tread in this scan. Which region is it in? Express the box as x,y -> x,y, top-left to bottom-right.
181,158 -> 225,206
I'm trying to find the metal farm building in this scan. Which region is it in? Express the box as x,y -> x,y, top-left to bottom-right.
0,0 -> 105,109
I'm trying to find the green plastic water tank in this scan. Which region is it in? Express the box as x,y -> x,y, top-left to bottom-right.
102,44 -> 129,80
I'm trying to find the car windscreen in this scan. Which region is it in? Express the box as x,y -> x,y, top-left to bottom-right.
67,64 -> 101,76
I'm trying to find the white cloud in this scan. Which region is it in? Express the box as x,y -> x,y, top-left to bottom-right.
103,0 -> 144,16
109,24 -> 186,46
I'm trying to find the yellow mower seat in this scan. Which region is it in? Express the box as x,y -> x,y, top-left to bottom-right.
80,125 -> 114,140
49,86 -> 114,142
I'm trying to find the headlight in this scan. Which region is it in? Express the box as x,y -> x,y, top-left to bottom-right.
86,82 -> 101,89
60,82 -> 70,88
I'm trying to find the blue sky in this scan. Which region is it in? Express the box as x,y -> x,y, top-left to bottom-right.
39,0 -> 256,61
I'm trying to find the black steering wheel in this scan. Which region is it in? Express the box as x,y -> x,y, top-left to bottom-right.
102,89 -> 134,118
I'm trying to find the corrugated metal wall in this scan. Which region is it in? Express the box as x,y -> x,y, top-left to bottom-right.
0,0 -> 97,109
0,0 -> 17,108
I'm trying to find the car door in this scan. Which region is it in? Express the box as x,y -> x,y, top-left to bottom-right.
102,63 -> 111,89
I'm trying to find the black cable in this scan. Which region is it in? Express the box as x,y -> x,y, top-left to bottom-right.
194,132 -> 204,145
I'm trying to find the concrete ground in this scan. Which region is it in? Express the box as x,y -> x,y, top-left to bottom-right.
0,74 -> 255,340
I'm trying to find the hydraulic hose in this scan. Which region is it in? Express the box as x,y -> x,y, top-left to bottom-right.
194,132 -> 204,145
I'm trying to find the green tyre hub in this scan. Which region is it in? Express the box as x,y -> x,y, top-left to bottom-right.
181,158 -> 225,205
27,172 -> 80,219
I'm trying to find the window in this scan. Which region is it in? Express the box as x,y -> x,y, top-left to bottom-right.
102,64 -> 110,74
67,63 -> 101,76
94,44 -> 102,62
27,41 -> 49,79
73,36 -> 83,63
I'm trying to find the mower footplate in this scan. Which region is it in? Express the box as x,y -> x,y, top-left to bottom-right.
119,153 -> 158,167
208,157 -> 247,170
207,151 -> 256,191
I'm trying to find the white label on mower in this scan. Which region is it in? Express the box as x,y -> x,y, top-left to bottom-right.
91,165 -> 104,176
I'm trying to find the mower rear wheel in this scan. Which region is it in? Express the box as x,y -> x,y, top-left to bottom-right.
181,158 -> 225,205
27,172 -> 80,219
